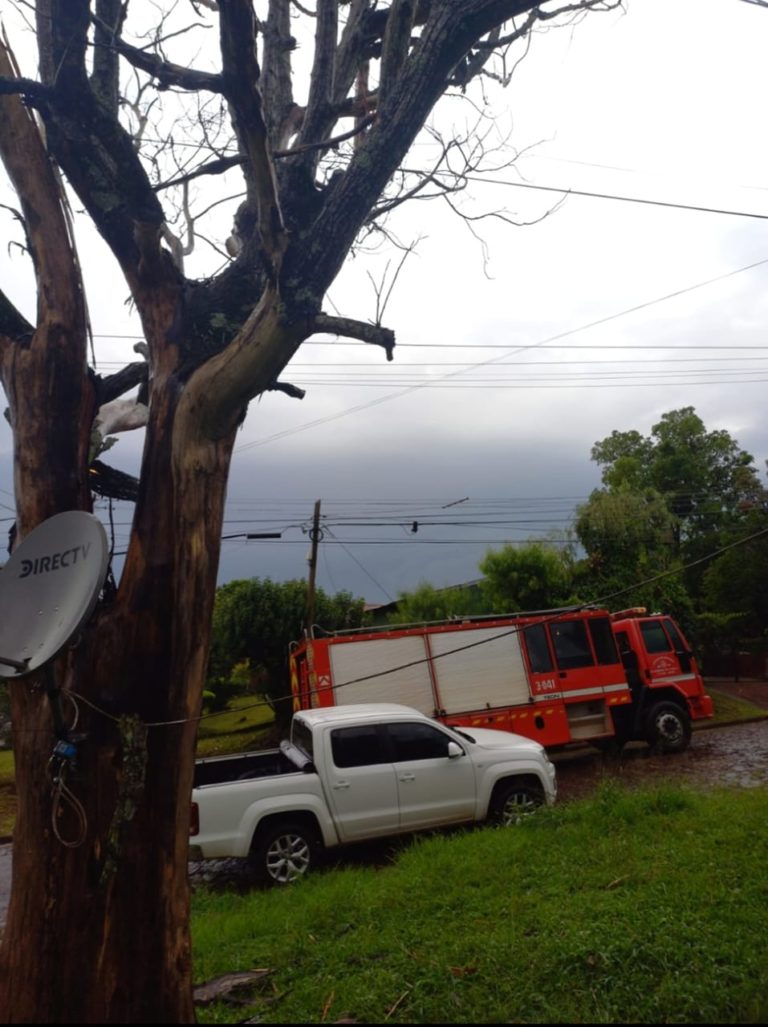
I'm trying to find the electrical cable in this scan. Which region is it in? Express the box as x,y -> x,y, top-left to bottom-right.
234,255 -> 768,451
496,177 -> 768,221
49,758 -> 88,849
299,522 -> 768,699
62,521 -> 768,726
322,526 -> 395,603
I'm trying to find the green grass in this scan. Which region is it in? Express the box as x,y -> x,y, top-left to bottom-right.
702,688 -> 768,728
191,783 -> 768,1024
194,695 -> 277,757
0,750 -> 14,838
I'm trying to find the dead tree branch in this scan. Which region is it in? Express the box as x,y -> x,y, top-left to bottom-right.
95,361 -> 149,406
261,0 -> 298,150
297,0 -> 338,154
219,0 -> 286,266
267,380 -> 306,399
379,0 -> 418,112
313,314 -> 395,361
0,288 -> 33,344
92,14 -> 224,93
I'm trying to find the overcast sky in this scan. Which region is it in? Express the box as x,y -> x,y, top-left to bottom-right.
1,0 -> 768,605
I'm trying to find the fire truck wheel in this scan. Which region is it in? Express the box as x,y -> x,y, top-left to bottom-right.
251,820 -> 321,885
645,702 -> 691,754
490,781 -> 544,826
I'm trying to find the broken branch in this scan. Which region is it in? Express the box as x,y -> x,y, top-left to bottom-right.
313,314 -> 395,361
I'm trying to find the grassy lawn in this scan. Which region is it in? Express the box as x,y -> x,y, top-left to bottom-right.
195,694 -> 277,757
697,687 -> 768,728
191,783 -> 768,1024
0,750 -> 14,839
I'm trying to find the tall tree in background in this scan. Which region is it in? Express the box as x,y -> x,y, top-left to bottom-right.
480,541 -> 575,611
0,1 -> 618,1020
578,407 -> 767,623
590,407 -> 764,548
208,578 -> 365,726
572,485 -> 694,621
387,579 -> 489,623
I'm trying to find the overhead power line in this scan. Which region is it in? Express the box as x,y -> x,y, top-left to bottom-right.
235,255 -> 768,452
498,178 -> 768,221
87,337 -> 768,351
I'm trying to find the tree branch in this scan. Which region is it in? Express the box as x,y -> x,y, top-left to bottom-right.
296,0 -> 338,154
280,113 -> 376,157
156,109 -> 378,194
95,361 -> 149,406
0,76 -> 51,102
379,0 -> 418,113
219,0 -> 286,267
267,380 -> 306,399
261,0 -> 298,150
155,155 -> 243,192
90,0 -> 127,113
30,2 -> 168,277
313,314 -> 395,361
333,0 -> 373,109
0,37 -> 85,347
285,0 -> 603,304
0,287 -> 34,343
92,14 -> 224,93
475,0 -> 621,50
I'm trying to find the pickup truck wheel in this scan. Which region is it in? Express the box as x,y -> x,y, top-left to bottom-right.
252,822 -> 319,884
645,701 -> 691,754
490,782 -> 544,826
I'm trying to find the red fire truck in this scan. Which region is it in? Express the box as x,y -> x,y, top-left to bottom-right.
288,607 -> 713,753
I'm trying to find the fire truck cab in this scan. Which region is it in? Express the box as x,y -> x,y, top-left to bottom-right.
608,608 -> 713,753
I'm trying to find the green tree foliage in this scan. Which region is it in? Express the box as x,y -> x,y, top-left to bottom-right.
479,542 -> 575,612
387,581 -> 489,624
695,611 -> 753,678
572,486 -> 696,623
591,407 -> 764,544
575,487 -> 676,571
701,510 -> 768,643
580,407 -> 768,636
389,543 -> 576,623
208,578 -> 365,726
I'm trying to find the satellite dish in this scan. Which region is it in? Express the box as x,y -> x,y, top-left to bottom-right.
0,511 -> 109,678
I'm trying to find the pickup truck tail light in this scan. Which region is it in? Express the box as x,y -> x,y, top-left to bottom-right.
190,802 -> 199,837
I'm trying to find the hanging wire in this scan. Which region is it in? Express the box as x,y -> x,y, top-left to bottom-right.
56,521 -> 768,730
48,757 -> 88,849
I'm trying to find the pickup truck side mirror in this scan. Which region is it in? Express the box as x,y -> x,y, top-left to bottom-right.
447,741 -> 464,759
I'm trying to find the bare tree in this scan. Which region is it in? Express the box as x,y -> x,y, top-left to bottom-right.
0,1 -> 618,1021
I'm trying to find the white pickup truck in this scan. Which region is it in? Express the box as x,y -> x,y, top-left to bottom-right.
189,703 -> 557,884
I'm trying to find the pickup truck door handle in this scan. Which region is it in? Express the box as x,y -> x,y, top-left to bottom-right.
333,781 -> 351,790
399,773 -> 416,782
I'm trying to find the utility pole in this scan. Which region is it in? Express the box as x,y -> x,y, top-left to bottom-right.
305,499 -> 322,634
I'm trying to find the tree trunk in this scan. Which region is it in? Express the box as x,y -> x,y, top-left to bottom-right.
0,348 -> 235,1022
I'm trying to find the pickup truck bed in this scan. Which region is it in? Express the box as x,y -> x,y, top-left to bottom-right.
194,741 -> 311,787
